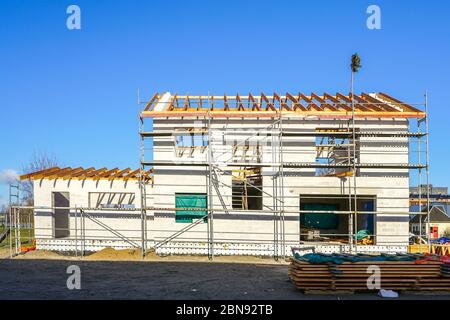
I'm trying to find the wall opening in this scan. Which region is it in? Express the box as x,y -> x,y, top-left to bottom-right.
89,192 -> 136,209
315,127 -> 360,177
299,194 -> 375,244
53,192 -> 70,238
232,167 -> 262,210
174,128 -> 208,157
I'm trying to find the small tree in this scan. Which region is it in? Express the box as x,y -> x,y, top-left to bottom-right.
21,151 -> 59,205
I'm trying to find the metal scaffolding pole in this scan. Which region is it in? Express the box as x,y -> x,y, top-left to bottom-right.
279,106 -> 286,258
350,72 -> 357,252
138,90 -> 148,258
417,115 -> 423,253
425,91 -> 431,251
8,184 -> 19,258
137,91 -> 429,258
272,117 -> 279,259
207,97 -> 214,260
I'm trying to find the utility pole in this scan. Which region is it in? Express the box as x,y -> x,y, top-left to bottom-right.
350,53 -> 361,252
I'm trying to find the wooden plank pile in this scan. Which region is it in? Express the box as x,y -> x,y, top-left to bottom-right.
289,255 -> 450,293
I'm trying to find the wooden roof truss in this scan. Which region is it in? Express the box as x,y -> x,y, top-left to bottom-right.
20,167 -> 154,182
140,91 -> 425,119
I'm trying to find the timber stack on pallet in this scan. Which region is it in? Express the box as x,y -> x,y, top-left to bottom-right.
289,254 -> 450,292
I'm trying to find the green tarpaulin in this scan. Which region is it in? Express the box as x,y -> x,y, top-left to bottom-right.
175,194 -> 207,223
300,203 -> 339,229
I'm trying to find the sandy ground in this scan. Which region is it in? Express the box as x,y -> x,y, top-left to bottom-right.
10,248 -> 287,265
0,248 -> 11,259
1,249 -> 450,300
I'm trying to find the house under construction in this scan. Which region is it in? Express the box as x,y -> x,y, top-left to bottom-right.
14,91 -> 431,259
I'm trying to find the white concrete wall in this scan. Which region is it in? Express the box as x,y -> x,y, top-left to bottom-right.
32,116 -> 412,254
150,116 -> 411,248
33,178 -> 143,250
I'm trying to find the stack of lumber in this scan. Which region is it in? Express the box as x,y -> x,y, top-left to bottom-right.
289,255 -> 450,292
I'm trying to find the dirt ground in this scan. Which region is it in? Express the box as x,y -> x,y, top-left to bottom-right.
11,247 -> 286,265
1,249 -> 449,300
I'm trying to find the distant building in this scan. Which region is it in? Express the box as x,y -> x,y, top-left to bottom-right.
410,205 -> 450,239
410,185 -> 450,206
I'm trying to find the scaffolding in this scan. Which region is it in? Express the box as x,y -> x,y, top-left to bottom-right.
138,91 -> 431,260
7,92 -> 431,261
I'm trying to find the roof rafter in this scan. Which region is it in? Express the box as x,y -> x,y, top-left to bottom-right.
261,93 -> 276,111
323,92 -> 352,111
139,92 -> 426,119
336,93 -> 371,112
286,92 -> 306,111
311,93 -> 338,111
360,93 -> 399,112
350,93 -> 383,111
299,93 -> 322,111
376,92 -> 423,113
249,93 -> 260,111
144,93 -> 159,111
273,92 -> 291,111
236,94 -> 245,111
224,94 -> 229,111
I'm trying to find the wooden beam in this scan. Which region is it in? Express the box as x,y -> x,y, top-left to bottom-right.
286,92 -> 306,111
20,167 -> 60,180
93,168 -> 119,180
44,167 -> 73,179
299,93 -> 322,111
376,92 -> 423,113
311,93 -> 338,111
261,93 -> 276,111
60,167 -> 85,180
224,94 -> 229,111
141,110 -> 426,119
360,93 -> 399,112
336,93 -> 370,112
108,168 -> 131,180
183,96 -> 190,111
198,95 -> 202,111
236,94 -> 245,111
81,167 -> 108,179
169,93 -> 177,111
350,93 -> 383,111
143,93 -> 159,111
323,92 -> 352,111
67,167 -> 96,179
273,92 -> 291,111
123,169 -> 140,180
249,93 -> 260,111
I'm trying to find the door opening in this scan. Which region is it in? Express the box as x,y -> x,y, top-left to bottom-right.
53,192 -> 70,238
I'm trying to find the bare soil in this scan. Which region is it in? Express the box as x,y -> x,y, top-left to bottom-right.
1,259 -> 450,300
1,250 -> 450,299
11,248 -> 284,265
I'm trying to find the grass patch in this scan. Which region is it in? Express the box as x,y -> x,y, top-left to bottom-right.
0,227 -> 34,248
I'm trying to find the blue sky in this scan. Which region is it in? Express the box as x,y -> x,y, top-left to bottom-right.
0,0 -> 449,206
